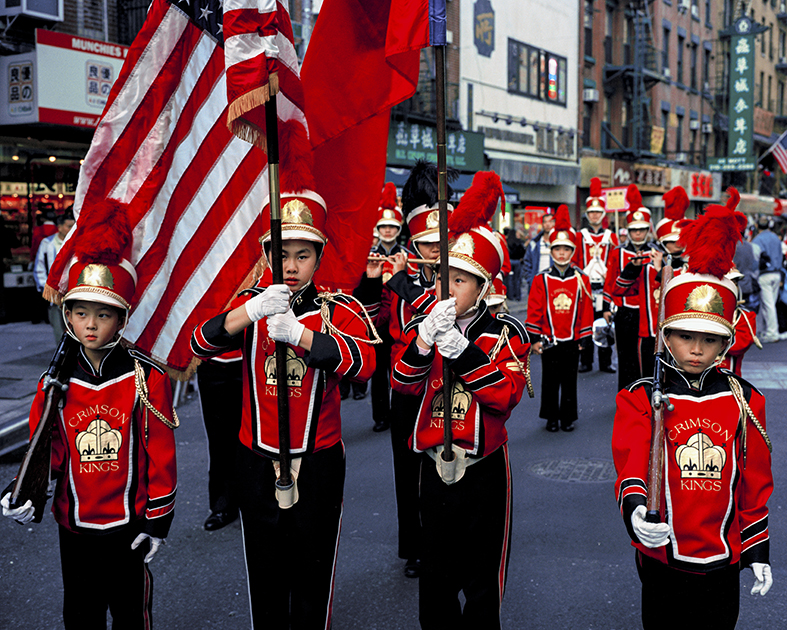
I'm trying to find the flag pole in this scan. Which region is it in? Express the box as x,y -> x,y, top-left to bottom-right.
265,96 -> 295,503
435,45 -> 455,471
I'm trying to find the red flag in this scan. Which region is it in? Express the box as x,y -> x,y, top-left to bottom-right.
304,0 -> 445,292
46,0 -> 303,373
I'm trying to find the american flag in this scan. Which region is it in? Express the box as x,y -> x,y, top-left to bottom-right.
46,0 -> 303,373
769,129 -> 787,174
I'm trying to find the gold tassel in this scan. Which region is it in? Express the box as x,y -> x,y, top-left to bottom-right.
134,359 -> 179,430
317,292 -> 382,345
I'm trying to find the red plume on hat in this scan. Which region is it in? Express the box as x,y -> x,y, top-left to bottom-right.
586,177 -> 605,210
548,204 -> 577,249
71,199 -> 132,266
554,204 -> 572,231
379,182 -> 398,210
663,186 -> 689,221
626,184 -> 643,212
679,187 -> 746,277
449,171 -> 504,233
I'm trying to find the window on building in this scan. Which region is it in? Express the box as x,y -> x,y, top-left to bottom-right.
663,27 -> 670,73
118,0 -> 149,45
507,39 -> 568,105
677,36 -> 685,84
690,43 -> 698,90
780,30 -> 786,60
768,75 -> 773,110
661,110 -> 669,155
703,48 -> 711,90
770,23 -> 774,60
605,10 -> 614,64
622,99 -> 631,147
759,71 -> 765,106
762,19 -> 767,54
779,81 -> 785,115
705,0 -> 711,23
676,115 -> 683,153
690,126 -> 697,159
585,0 -> 594,58
583,104 -> 593,147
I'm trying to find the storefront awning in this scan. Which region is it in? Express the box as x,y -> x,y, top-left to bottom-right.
485,150 -> 581,187
384,168 -> 520,204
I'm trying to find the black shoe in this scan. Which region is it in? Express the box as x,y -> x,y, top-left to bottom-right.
353,391 -> 366,400
204,510 -> 238,531
600,366 -> 616,373
373,419 -> 390,432
340,391 -> 349,400
404,558 -> 421,578
561,421 -> 575,432
578,364 -> 592,373
546,418 -> 559,432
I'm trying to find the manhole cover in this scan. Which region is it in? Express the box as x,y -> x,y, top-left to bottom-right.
529,458 -> 617,483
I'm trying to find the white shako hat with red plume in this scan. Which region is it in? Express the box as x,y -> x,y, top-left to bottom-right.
486,272 -> 507,307
656,186 -> 690,243
402,160 -> 456,244
548,204 -> 577,249
446,171 -> 506,282
625,184 -> 651,230
586,177 -> 605,214
63,199 -> 137,311
375,182 -> 403,230
660,187 -> 745,337
261,120 -> 328,247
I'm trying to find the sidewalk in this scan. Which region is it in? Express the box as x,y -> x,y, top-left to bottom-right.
0,321 -> 58,455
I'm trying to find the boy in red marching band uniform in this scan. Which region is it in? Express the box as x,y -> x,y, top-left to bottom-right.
2,200 -> 178,629
391,172 -> 531,629
577,177 -> 619,373
720,268 -> 761,376
612,190 -> 773,629
526,204 -> 594,432
191,124 -> 377,629
378,161 -> 455,579
604,184 -> 659,390
614,186 -> 691,381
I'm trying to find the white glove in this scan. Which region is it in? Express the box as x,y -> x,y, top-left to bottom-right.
631,505 -> 670,548
435,327 -> 469,360
418,298 -> 457,347
751,562 -> 773,596
267,310 -> 306,346
1,492 -> 35,524
131,533 -> 164,564
244,284 -> 291,322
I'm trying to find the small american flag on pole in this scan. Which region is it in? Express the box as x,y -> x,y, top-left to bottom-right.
46,0 -> 303,373
768,129 -> 787,174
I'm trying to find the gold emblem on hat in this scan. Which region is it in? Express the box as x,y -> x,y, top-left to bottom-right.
553,293 -> 572,311
265,347 -> 307,387
282,199 -> 314,226
382,209 -> 396,220
685,284 -> 724,315
633,211 -> 644,221
426,210 -> 440,230
451,233 -> 475,256
78,263 -> 114,288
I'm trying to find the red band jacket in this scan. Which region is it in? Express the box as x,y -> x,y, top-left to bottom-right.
191,281 -> 377,459
525,265 -> 594,342
603,241 -> 658,311
576,227 -> 618,286
615,257 -> 686,338
35,345 -> 177,537
391,304 -> 530,456
720,307 -> 758,376
385,269 -> 438,368
612,365 -> 772,572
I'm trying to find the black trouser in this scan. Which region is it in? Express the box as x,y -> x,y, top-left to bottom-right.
615,306 -> 641,390
638,336 -> 656,381
59,525 -> 152,630
636,552 -> 740,630
197,361 -> 242,514
235,442 -> 345,630
580,307 -> 612,370
539,340 -> 579,426
371,332 -> 393,425
419,445 -> 512,630
389,389 -> 422,560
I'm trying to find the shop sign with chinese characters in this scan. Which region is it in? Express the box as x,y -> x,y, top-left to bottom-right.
387,121 -> 485,172
612,162 -> 670,192
727,17 -> 757,162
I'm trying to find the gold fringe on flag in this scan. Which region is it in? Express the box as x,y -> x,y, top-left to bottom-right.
227,72 -> 280,151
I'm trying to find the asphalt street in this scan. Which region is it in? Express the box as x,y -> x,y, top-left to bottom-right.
0,319 -> 786,629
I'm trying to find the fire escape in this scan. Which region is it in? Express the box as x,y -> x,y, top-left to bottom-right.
602,0 -> 665,160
